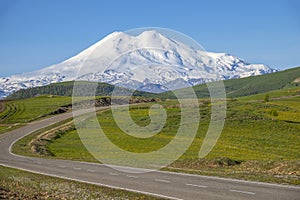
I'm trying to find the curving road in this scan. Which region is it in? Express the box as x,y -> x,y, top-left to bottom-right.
0,111 -> 299,200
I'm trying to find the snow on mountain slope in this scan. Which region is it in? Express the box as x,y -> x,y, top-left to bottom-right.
0,30 -> 276,98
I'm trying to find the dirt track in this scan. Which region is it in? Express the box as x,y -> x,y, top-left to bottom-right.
0,101 -> 5,113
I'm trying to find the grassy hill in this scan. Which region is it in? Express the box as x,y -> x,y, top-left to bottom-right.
222,66 -> 300,97
0,95 -> 72,124
160,66 -> 300,99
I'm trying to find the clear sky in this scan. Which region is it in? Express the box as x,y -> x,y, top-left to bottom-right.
0,0 -> 299,77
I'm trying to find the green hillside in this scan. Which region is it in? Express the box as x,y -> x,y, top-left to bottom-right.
222,66 -> 300,97
160,66 -> 300,99
0,95 -> 72,124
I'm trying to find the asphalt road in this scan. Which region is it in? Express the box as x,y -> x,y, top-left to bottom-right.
0,111 -> 299,200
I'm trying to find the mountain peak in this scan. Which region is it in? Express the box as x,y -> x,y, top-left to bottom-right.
105,31 -> 128,38
0,31 -> 276,98
137,30 -> 164,38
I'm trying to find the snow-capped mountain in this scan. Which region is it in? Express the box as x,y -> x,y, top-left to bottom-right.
0,30 -> 276,98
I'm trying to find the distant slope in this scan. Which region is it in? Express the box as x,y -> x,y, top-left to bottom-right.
159,66 -> 300,99
6,81 -> 156,100
222,66 -> 300,97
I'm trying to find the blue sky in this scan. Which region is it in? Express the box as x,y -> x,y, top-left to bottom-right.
0,0 -> 299,76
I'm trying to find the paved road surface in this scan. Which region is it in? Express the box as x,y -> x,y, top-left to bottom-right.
0,111 -> 299,200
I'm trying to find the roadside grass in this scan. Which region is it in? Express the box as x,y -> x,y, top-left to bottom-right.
0,95 -> 71,124
0,126 -> 6,131
46,128 -> 98,163
0,124 -> 22,135
12,118 -> 99,163
0,165 -> 163,200
0,125 -> 9,134
12,95 -> 300,185
167,159 -> 300,185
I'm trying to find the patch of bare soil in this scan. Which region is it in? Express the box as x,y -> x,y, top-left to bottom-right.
0,101 -> 5,113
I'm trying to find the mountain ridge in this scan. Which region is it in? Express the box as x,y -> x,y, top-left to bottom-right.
7,66 -> 299,100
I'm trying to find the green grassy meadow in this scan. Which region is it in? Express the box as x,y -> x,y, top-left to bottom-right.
46,97 -> 300,161
12,91 -> 299,184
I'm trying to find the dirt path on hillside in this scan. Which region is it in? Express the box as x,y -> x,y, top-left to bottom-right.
246,94 -> 300,102
0,101 -> 5,113
270,94 -> 300,100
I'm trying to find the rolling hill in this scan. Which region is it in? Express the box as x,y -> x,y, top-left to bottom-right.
160,66 -> 300,99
